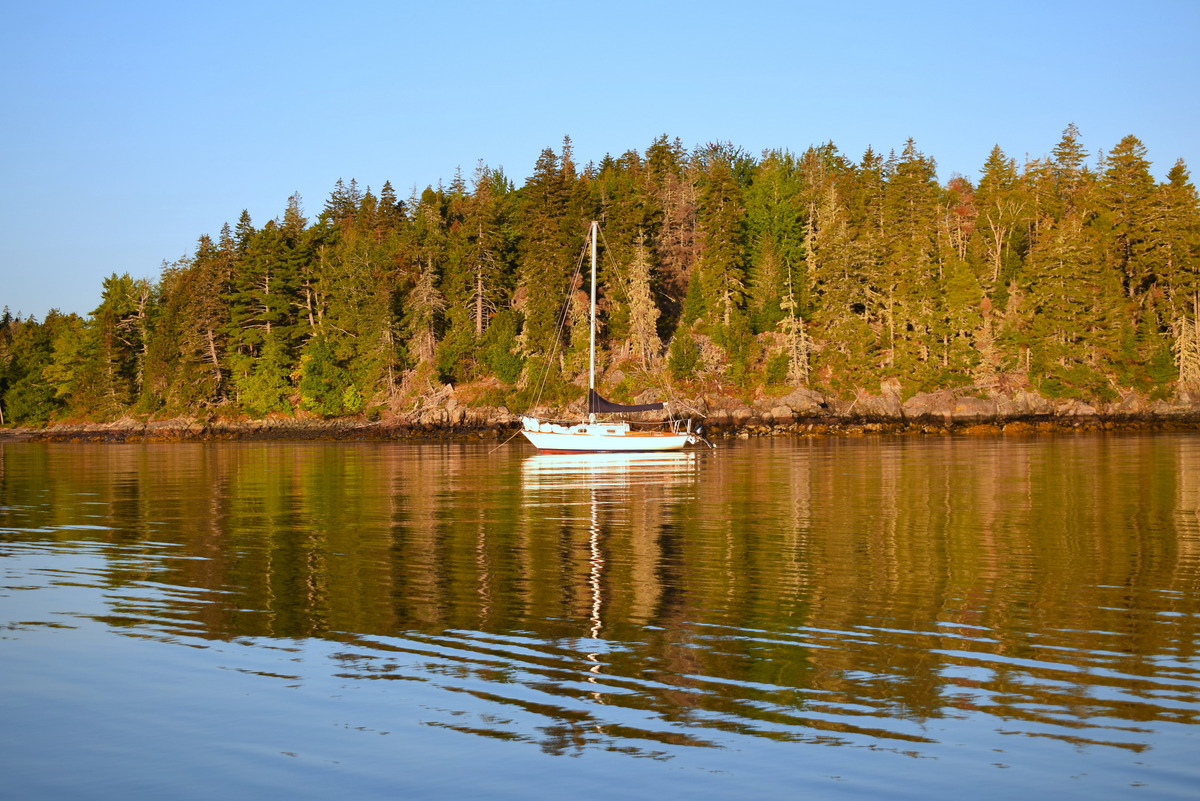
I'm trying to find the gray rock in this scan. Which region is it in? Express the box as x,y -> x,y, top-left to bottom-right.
776,387 -> 826,416
950,396 -> 998,421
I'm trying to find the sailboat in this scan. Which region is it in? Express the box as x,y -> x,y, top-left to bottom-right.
519,221 -> 709,453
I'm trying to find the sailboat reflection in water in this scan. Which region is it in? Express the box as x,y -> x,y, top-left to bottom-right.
520,221 -> 711,453
520,449 -> 702,702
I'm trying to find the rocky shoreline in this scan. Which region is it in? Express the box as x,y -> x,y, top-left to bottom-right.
4,384 -> 1200,443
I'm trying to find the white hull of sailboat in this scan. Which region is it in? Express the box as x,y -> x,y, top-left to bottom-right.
520,419 -> 694,452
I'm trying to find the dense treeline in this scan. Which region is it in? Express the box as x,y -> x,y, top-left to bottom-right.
2,127 -> 1200,425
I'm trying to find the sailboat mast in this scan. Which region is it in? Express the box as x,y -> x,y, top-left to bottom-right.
589,220 -> 597,391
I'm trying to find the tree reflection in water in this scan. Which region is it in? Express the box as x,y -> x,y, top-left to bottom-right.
1,437 -> 1197,767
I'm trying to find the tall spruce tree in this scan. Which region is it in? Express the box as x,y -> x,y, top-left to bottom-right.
516,140 -> 584,383
694,144 -> 750,330
745,149 -> 806,334
880,139 -> 940,382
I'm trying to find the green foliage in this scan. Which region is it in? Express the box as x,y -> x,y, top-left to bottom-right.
713,314 -> 756,386
341,384 -> 364,414
507,359 -> 581,412
917,368 -> 974,394
1038,364 -> 1118,403
745,150 -> 808,334
680,271 -> 706,325
235,334 -> 292,417
17,129 -> 1200,422
481,309 -> 524,384
764,351 -> 790,386
0,312 -> 74,424
668,328 -> 701,380
298,336 -> 351,416
694,146 -> 749,329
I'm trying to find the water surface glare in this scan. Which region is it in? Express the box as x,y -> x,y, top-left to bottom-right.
1,435 -> 1198,799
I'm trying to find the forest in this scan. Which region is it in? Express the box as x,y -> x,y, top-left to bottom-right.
2,126 -> 1199,426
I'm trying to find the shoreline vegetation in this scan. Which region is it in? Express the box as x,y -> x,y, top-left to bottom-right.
4,129 -> 1200,434
5,383 -> 1200,443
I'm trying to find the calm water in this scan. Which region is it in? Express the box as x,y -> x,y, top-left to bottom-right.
1,435 -> 1197,799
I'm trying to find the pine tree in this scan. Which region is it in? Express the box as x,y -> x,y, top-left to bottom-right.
1175,296 -> 1200,391
224,220 -> 295,357
377,180 -> 407,233
69,274 -> 154,417
646,135 -> 697,326
626,233 -> 662,367
1024,214 -> 1127,398
298,334 -> 351,416
1161,160 -> 1200,308
1159,160 -> 1200,393
237,332 -> 292,416
435,164 -> 517,383
940,257 -> 985,377
403,252 -> 447,374
807,182 -> 875,390
1051,122 -> 1092,216
144,234 -> 234,411
0,312 -> 66,423
972,145 -> 1029,303
517,143 -> 582,359
694,143 -> 750,330
745,149 -> 806,334
1101,135 -> 1158,297
41,313 -> 87,407
880,139 -> 940,381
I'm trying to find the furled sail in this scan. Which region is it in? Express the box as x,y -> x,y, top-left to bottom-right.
588,389 -> 665,414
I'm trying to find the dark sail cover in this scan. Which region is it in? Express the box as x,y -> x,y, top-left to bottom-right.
588,389 -> 665,414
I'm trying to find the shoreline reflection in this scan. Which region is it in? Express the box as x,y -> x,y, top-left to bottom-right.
1,436 -> 1197,774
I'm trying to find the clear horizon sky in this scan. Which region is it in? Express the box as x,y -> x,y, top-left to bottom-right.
3,0 -> 1198,320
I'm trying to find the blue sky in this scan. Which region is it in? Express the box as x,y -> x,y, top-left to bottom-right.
3,0 -> 1198,319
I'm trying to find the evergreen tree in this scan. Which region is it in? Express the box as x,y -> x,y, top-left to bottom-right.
1157,160 -> 1200,392
745,149 -> 806,333
625,233 -> 662,368
233,209 -> 255,255
879,139 -> 940,381
237,332 -> 292,416
435,165 -> 518,383
1,313 -> 65,423
224,221 -> 292,355
1051,122 -> 1092,216
145,235 -> 233,412
1023,214 -> 1127,397
693,143 -> 750,330
41,313 -> 87,407
934,177 -> 984,379
808,181 -> 875,390
1100,135 -> 1158,297
516,140 -> 585,379
377,180 -> 407,232
70,274 -> 153,417
972,145 -> 1029,302
480,309 -> 524,384
400,187 -> 449,387
645,135 -> 697,327
778,260 -> 811,384
298,334 -> 351,416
